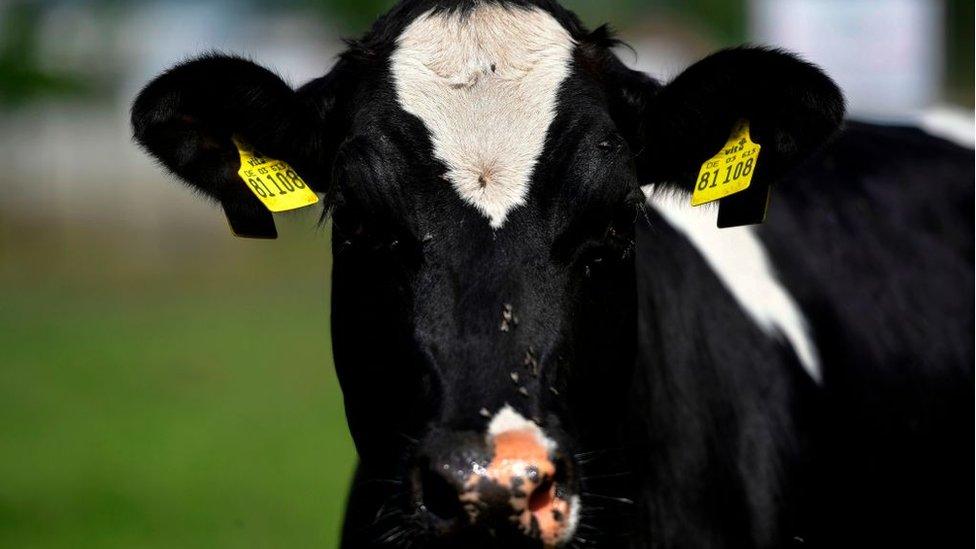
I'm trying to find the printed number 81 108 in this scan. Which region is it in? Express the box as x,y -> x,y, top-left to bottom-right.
697,158 -> 755,191
246,169 -> 308,198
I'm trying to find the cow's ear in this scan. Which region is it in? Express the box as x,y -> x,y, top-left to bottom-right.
131,54 -> 346,237
610,47 -> 845,193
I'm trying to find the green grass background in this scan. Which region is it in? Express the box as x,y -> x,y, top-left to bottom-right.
0,213 -> 357,548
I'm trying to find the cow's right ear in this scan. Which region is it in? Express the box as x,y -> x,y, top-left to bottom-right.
131,54 -> 345,237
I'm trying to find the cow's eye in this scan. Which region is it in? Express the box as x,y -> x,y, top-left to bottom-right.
333,207 -> 418,262
595,132 -> 625,153
567,218 -> 636,280
553,197 -> 639,268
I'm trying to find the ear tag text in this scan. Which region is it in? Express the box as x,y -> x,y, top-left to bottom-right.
233,138 -> 319,213
691,120 -> 761,207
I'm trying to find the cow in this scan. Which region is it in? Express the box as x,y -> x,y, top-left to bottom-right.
131,1 -> 974,547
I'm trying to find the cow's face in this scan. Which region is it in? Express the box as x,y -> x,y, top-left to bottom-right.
132,2 -> 842,546
330,7 -> 643,545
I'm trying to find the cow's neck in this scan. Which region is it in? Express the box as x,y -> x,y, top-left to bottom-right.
625,193 -> 821,546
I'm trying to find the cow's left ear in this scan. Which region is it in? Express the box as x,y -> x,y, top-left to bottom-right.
608,47 -> 845,193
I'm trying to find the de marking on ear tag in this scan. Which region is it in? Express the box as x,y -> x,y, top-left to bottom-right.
691,120 -> 771,228
223,137 -> 320,239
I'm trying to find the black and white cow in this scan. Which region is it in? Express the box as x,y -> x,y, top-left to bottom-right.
131,1 -> 974,547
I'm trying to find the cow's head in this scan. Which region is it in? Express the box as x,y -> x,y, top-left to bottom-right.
132,1 -> 843,546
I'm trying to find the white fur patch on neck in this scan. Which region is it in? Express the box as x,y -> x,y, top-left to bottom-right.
643,187 -> 822,382
391,4 -> 575,228
486,405 -> 557,452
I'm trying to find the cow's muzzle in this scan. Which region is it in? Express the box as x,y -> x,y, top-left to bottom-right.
413,407 -> 579,547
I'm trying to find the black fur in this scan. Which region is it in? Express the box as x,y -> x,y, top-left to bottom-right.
758,122 -> 974,547
131,1 -> 972,547
631,208 -> 819,547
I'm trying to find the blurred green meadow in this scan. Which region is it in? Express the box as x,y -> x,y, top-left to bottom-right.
0,213 -> 356,549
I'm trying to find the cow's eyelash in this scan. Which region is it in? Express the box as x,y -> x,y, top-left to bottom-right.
341,222 -> 413,246
559,220 -> 635,272
333,213 -> 425,265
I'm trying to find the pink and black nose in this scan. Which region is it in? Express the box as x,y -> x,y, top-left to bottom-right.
414,407 -> 579,547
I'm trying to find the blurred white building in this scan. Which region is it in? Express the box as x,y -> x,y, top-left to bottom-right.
0,1 -> 340,239
752,0 -> 945,119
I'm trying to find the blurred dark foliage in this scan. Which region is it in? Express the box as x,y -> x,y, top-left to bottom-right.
0,2 -> 87,106
0,0 -> 971,107
946,0 -> 974,107
296,0 -> 745,41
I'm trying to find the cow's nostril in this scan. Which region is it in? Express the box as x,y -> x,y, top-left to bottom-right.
528,476 -> 555,512
419,466 -> 465,523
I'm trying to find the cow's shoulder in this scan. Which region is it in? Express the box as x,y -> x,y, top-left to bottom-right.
760,121 -> 973,384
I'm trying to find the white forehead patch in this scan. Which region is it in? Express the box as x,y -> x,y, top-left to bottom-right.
643,187 -> 822,382
391,4 -> 576,228
487,405 -> 557,452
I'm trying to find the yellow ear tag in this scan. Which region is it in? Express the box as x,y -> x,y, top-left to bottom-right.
691,120 -> 761,207
233,138 -> 319,212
